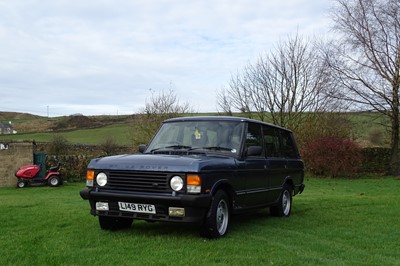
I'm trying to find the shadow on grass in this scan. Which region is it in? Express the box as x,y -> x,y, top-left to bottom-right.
114,208 -> 281,238
129,220 -> 199,238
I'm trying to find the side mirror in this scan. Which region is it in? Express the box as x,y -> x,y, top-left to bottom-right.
247,146 -> 263,156
138,144 -> 147,153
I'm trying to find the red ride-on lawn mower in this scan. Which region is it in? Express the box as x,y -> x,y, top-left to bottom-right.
15,162 -> 62,188
15,144 -> 62,188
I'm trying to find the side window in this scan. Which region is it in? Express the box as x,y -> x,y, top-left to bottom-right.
246,123 -> 263,157
263,125 -> 280,157
279,130 -> 298,158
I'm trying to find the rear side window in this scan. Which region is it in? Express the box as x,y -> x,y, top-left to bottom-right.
245,123 -> 263,157
279,130 -> 299,158
263,125 -> 280,157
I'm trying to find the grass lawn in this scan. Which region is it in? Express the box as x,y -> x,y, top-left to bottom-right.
0,178 -> 399,265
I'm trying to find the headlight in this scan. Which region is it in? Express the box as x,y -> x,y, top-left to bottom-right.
170,175 -> 183,191
96,172 -> 108,186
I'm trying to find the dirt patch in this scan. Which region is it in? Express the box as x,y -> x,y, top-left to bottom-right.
52,115 -> 104,131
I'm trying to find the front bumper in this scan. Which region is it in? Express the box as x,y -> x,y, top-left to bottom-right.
80,188 -> 212,223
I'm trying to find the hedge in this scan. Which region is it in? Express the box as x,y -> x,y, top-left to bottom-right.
360,147 -> 391,175
47,145 -> 393,182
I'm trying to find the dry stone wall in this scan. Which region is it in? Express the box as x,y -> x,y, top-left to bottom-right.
0,142 -> 33,187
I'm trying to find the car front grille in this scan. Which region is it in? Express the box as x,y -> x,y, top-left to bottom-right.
107,170 -> 173,193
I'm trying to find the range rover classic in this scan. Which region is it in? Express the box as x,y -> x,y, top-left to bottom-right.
80,116 -> 305,238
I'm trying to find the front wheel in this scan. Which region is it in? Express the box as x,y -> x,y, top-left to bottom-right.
99,216 -> 133,230
16,179 -> 27,188
48,175 -> 61,187
270,184 -> 292,217
200,190 -> 230,239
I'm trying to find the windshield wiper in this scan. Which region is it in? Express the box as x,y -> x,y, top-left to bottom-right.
150,145 -> 192,153
191,146 -> 233,152
165,145 -> 192,149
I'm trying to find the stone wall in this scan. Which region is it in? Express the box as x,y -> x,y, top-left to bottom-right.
0,142 -> 33,187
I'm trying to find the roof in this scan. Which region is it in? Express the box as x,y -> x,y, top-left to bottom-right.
0,123 -> 12,129
163,116 -> 292,132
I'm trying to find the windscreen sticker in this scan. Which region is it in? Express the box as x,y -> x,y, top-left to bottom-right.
194,128 -> 201,139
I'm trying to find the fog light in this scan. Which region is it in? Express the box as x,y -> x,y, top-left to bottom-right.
169,207 -> 185,217
96,202 -> 109,211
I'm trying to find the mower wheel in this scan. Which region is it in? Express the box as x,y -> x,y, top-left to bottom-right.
16,179 -> 27,188
48,175 -> 61,187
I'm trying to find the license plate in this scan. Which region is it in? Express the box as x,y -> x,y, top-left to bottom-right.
118,202 -> 156,214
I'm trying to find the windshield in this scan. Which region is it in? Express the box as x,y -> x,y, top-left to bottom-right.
146,120 -> 244,156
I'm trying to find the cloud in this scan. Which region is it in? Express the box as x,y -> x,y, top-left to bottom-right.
0,0 -> 332,116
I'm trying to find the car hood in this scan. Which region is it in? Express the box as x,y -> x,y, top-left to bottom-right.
88,153 -> 238,172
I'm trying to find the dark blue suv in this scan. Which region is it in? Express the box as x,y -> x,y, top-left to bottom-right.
80,116 -> 305,238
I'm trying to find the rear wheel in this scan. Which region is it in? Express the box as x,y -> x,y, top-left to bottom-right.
200,190 -> 230,239
16,179 -> 27,188
270,184 -> 292,217
48,175 -> 61,187
99,216 -> 133,230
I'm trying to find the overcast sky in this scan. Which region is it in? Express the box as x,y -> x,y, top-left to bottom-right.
0,0 -> 332,117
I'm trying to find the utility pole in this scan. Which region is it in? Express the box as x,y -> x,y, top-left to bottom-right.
47,105 -> 49,117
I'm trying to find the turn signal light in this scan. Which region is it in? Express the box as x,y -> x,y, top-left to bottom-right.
87,169 -> 95,180
86,169 -> 95,187
187,175 -> 201,186
187,175 -> 201,194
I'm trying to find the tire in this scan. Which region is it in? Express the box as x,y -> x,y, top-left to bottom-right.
270,184 -> 292,217
16,179 -> 27,188
99,216 -> 133,230
200,190 -> 230,239
48,175 -> 61,187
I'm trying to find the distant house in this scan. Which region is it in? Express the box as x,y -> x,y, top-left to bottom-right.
0,122 -> 17,135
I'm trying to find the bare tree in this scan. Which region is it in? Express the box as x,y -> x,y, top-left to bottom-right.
218,34 -> 334,131
216,88 -> 233,116
131,89 -> 193,146
143,89 -> 191,116
328,0 -> 400,175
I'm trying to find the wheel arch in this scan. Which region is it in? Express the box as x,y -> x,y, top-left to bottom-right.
283,177 -> 294,193
210,179 -> 235,209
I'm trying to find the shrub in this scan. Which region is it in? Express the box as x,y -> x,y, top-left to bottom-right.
301,136 -> 362,177
295,113 -> 354,150
47,155 -> 91,182
367,129 -> 385,146
100,136 -> 119,155
361,147 -> 391,175
48,134 -> 69,155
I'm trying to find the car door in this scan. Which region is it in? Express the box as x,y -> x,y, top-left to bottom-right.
263,125 -> 287,203
266,129 -> 303,202
242,122 -> 268,207
280,130 -> 304,189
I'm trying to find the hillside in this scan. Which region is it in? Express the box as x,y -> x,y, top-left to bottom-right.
0,112 -> 41,121
0,112 -> 133,134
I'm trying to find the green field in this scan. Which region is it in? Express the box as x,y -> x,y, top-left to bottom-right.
0,178 -> 398,265
0,112 -> 391,147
